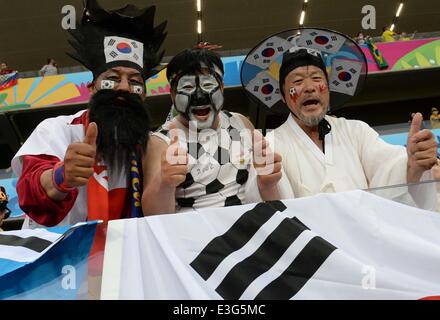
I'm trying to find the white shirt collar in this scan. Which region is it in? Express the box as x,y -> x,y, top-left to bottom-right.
286,114 -> 333,165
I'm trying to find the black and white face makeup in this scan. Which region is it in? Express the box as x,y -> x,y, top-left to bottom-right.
174,72 -> 224,129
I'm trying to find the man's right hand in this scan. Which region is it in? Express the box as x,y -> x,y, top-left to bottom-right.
63,122 -> 98,187
161,123 -> 188,188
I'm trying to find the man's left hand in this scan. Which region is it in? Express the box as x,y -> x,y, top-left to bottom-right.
407,112 -> 438,183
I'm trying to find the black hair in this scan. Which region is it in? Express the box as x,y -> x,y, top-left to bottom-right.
166,48 -> 224,87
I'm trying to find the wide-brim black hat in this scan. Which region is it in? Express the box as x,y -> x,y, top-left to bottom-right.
241,28 -> 368,114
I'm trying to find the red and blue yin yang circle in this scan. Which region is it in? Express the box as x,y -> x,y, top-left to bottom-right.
338,71 -> 352,82
261,47 -> 275,58
117,42 -> 132,54
261,83 -> 274,95
314,36 -> 329,45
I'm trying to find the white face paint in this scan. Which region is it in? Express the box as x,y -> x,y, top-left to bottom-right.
198,74 -> 218,95
174,73 -> 223,129
188,108 -> 216,129
176,75 -> 197,95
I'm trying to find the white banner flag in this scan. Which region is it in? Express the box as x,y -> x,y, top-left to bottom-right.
101,190 -> 440,300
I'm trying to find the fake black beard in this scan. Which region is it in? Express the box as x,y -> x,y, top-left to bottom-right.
88,89 -> 151,171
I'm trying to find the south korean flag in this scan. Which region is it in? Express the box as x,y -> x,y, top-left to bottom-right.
104,36 -> 144,68
329,59 -> 363,96
245,71 -> 281,108
297,29 -> 345,54
100,80 -> 115,90
101,190 -> 440,300
247,36 -> 293,69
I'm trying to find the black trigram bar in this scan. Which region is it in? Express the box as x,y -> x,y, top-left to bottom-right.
190,201 -> 287,281
0,234 -> 53,253
216,217 -> 309,299
255,236 -> 337,300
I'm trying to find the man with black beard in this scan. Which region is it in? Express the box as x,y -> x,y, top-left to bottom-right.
88,89 -> 150,170
11,0 -> 167,228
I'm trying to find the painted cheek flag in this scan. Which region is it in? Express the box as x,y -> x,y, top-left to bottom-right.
0,71 -> 18,91
246,36 -> 293,69
297,29 -> 345,54
245,71 -> 281,108
0,221 -> 98,299
366,38 -> 389,70
329,58 -> 363,96
101,190 -> 440,300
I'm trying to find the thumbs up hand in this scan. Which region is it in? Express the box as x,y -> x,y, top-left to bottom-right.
83,122 -> 98,147
406,112 -> 438,183
253,129 -> 282,189
161,122 -> 188,188
63,122 -> 98,187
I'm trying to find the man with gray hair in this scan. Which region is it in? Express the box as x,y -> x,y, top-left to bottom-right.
272,48 -> 438,198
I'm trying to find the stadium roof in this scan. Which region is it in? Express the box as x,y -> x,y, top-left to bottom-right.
1,0 -> 439,71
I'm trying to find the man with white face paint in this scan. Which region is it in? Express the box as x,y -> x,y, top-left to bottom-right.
142,48 -> 287,215
271,48 -> 438,198
174,71 -> 223,129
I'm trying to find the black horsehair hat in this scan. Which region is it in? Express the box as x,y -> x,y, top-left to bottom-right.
67,0 -> 167,81
241,28 -> 368,111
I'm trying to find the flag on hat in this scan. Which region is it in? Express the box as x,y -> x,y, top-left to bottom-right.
297,29 -> 345,54
245,71 -> 281,107
329,58 -> 363,96
241,28 -> 368,111
67,0 -> 167,81
246,36 -> 293,70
